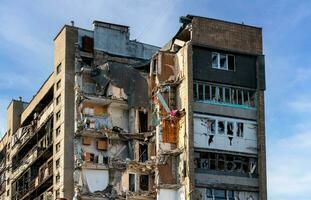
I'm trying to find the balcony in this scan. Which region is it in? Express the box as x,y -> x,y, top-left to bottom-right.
12,159 -> 53,200
12,102 -> 54,151
194,81 -> 256,110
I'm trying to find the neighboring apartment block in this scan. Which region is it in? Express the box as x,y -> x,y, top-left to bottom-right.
0,15 -> 266,200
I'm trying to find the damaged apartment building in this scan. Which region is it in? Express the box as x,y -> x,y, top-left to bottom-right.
0,15 -> 267,200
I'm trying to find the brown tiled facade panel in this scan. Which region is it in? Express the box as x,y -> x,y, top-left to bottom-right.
192,18 -> 262,55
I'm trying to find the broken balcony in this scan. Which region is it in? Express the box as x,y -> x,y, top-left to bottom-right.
11,158 -> 53,200
11,117 -> 53,177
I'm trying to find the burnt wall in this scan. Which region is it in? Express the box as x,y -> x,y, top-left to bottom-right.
192,46 -> 258,89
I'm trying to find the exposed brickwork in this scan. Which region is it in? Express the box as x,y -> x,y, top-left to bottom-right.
191,17 -> 263,55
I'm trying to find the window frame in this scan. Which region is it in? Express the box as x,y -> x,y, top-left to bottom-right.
211,52 -> 235,71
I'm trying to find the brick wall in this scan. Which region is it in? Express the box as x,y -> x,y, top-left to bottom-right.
191,17 -> 263,55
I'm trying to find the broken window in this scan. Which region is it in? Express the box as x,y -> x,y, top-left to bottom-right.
139,111 -> 148,132
227,122 -> 234,136
219,54 -> 227,70
139,144 -> 148,162
129,174 -> 135,192
195,151 -> 257,175
211,52 -> 235,71
212,52 -> 218,68
237,122 -> 244,137
207,119 -> 216,134
218,121 -> 225,134
139,175 -> 149,191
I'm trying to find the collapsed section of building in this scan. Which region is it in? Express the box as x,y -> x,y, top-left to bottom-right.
0,15 -> 267,200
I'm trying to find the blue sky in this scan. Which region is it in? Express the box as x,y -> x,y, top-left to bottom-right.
0,0 -> 311,199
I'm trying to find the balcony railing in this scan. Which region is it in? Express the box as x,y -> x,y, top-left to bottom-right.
194,81 -> 257,110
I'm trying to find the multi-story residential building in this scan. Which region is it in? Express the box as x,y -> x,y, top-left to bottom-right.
0,15 -> 266,200
150,15 -> 266,200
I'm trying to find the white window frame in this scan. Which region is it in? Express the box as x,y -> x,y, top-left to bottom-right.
211,52 -> 235,71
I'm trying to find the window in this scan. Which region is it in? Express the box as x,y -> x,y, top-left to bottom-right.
56,173 -> 60,183
227,122 -> 234,136
56,95 -> 61,105
218,121 -> 225,134
56,63 -> 62,74
195,151 -> 256,175
214,189 -> 226,200
211,52 -> 235,71
139,144 -> 148,162
193,82 -> 256,109
139,111 -> 148,132
56,158 -> 60,169
205,188 -> 235,200
56,110 -> 61,121
7,189 -> 9,196
206,188 -> 213,198
201,118 -> 216,134
56,126 -> 61,137
237,122 -> 244,137
56,142 -> 61,153
129,174 -> 135,192
139,175 -> 149,191
56,80 -> 61,90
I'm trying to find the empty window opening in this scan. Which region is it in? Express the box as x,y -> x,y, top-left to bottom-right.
82,36 -> 93,52
227,122 -> 234,136
139,111 -> 148,132
218,121 -> 225,134
139,144 -> 148,162
139,175 -> 149,191
129,174 -> 135,192
195,151 -> 257,175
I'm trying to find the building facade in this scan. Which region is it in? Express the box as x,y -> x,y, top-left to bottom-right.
0,15 -> 266,200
